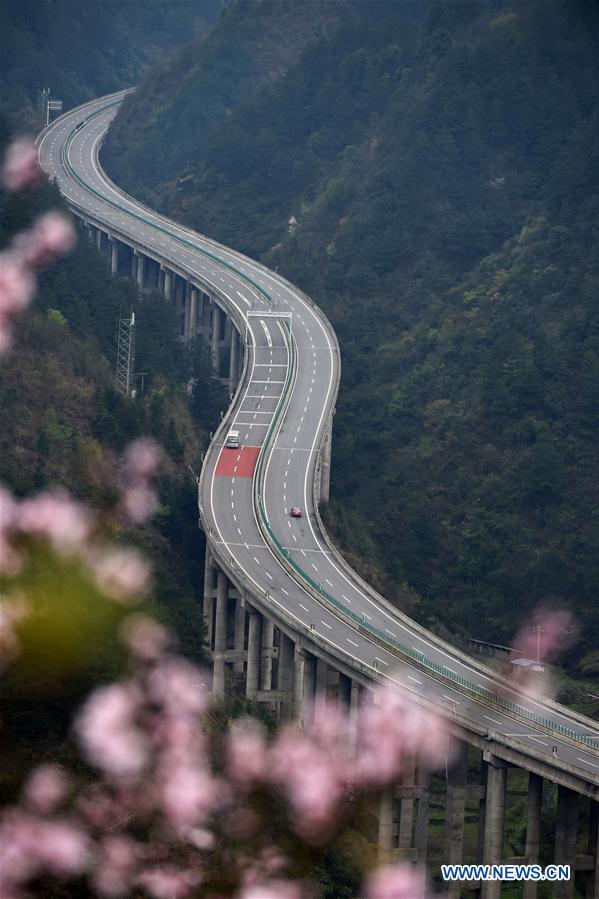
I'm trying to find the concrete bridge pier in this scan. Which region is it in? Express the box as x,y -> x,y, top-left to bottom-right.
212,570 -> 229,696
260,618 -> 274,690
278,632 -> 295,718
202,552 -> 215,651
444,740 -> 469,897
378,789 -> 395,864
133,250 -> 145,290
95,226 -> 104,253
162,267 -> 173,304
229,328 -> 239,393
211,303 -> 222,375
554,785 -> 579,899
188,286 -> 199,340
480,754 -> 507,899
414,768 -> 431,866
109,237 -> 119,276
245,608 -> 262,698
522,772 -> 543,899
396,755 -> 416,858
583,799 -> 598,899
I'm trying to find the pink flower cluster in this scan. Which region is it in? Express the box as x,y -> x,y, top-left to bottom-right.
514,609 -> 574,664
1,139 -> 76,351
2,138 -> 41,192
0,485 -> 151,611
119,438 -> 164,525
225,686 -> 452,846
1,600 -> 448,899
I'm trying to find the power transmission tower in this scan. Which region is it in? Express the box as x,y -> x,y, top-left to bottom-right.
116,311 -> 136,396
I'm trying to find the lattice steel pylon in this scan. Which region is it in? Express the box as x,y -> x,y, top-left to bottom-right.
116,311 -> 136,396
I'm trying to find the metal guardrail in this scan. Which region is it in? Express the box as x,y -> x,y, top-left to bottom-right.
59,104 -> 599,756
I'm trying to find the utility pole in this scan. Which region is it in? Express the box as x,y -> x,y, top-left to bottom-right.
115,310 -> 136,396
42,88 -> 63,127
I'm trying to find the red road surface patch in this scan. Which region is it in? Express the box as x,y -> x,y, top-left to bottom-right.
216,446 -> 261,478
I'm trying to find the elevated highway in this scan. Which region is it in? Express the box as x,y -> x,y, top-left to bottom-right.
38,92 -> 598,897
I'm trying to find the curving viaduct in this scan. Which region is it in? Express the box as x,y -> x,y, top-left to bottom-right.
38,91 -> 598,898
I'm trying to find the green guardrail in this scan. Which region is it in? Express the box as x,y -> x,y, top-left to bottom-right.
65,105 -> 598,755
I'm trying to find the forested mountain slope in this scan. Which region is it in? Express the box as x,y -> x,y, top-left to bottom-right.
0,155 -> 230,660
0,0 -> 222,130
102,0 -> 599,674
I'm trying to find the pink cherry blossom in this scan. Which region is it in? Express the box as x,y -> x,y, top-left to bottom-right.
136,866 -> 201,899
238,879 -> 309,899
269,728 -> 347,840
147,658 -> 208,716
35,818 -> 90,876
227,718 -> 269,787
89,546 -> 151,602
352,682 -> 451,787
0,810 -> 40,889
2,138 -> 41,192
157,762 -> 225,828
92,836 -> 139,898
24,764 -> 69,815
23,211 -> 76,268
0,252 -> 36,313
514,609 -> 574,663
120,613 -> 171,661
362,863 -> 428,899
0,250 -> 37,352
18,489 -> 91,555
124,439 -> 163,480
75,682 -> 148,776
121,483 -> 158,523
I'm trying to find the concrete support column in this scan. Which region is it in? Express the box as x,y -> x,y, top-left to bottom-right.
212,571 -> 228,697
522,772 -> 543,899
233,598 -> 246,674
183,282 -> 192,340
378,789 -> 395,863
278,632 -> 294,716
202,554 -> 214,650
163,268 -> 173,303
229,329 -> 239,393
398,754 -> 415,852
189,287 -> 199,338
338,672 -> 351,709
109,238 -> 118,276
260,618 -> 274,691
313,657 -> 328,723
554,786 -> 579,899
481,757 -> 507,899
211,303 -> 222,374
443,741 -> 468,897
586,800 -> 598,899
293,646 -> 305,720
223,314 -> 232,345
348,679 -> 360,754
320,415 -> 333,505
245,610 -> 261,698
135,251 -> 145,289
302,654 -> 316,725
415,769 -> 430,866
96,227 -> 103,252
